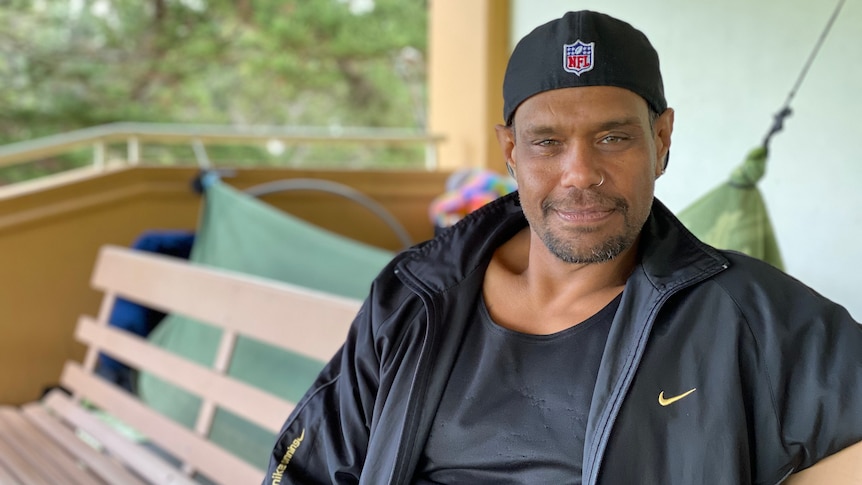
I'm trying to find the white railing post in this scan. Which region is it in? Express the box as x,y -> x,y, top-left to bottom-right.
425,142 -> 438,171
192,138 -> 212,168
127,137 -> 140,165
93,142 -> 106,170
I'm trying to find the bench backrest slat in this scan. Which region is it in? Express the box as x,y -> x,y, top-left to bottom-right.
76,316 -> 294,433
91,245 -> 361,363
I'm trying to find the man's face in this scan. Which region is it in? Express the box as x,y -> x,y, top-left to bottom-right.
496,86 -> 673,264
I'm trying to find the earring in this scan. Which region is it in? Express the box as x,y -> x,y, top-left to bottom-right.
506,163 -> 516,179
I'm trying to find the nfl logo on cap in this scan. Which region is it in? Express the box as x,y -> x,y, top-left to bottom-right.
563,40 -> 594,76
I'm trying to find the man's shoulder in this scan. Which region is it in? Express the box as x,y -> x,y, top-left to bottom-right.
701,249 -> 859,332
710,250 -> 807,294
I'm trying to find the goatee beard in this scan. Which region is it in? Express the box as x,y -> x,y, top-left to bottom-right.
538,192 -> 636,264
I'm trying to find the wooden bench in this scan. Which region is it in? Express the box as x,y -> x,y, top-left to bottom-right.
0,245 -> 360,484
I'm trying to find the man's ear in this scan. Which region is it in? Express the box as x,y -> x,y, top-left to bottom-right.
654,108 -> 674,177
495,124 -> 516,176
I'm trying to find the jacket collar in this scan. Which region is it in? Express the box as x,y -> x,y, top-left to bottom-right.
398,191 -> 526,291
638,198 -> 728,292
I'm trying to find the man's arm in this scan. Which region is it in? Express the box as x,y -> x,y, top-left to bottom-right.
783,440 -> 862,484
756,279 -> 862,483
263,298 -> 380,484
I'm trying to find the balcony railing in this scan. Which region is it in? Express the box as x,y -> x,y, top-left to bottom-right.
0,122 -> 445,177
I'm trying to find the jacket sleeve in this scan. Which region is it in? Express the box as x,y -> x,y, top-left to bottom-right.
761,284 -> 862,474
263,295 -> 380,485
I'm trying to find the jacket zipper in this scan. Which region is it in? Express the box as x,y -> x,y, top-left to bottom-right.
386,266 -> 438,485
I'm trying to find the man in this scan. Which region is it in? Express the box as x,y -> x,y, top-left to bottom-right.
265,11 -> 862,484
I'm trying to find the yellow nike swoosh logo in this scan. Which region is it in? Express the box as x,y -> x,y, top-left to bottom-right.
658,388 -> 697,406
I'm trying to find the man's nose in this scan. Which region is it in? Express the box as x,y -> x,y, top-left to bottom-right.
559,143 -> 603,189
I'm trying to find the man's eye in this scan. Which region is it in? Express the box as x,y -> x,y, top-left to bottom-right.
536,139 -> 558,147
600,135 -> 628,144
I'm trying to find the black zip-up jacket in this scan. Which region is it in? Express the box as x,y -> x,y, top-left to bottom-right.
265,193 -> 862,485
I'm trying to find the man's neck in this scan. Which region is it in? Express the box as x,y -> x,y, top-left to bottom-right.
482,227 -> 636,335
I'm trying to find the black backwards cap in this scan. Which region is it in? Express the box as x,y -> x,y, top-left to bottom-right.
503,10 -> 667,125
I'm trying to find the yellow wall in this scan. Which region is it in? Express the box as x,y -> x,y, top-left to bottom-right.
0,166 -> 448,404
428,0 -> 510,172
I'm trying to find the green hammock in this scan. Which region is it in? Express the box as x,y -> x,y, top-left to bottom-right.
677,147 -> 784,270
138,179 -> 394,470
680,0 -> 849,271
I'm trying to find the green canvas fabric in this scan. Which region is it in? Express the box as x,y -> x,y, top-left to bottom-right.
678,147 -> 784,270
138,178 -> 394,470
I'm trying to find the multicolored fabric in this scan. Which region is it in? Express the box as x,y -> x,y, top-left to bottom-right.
429,169 -> 517,228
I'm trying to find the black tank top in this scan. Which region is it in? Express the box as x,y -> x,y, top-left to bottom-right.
413,293 -> 620,485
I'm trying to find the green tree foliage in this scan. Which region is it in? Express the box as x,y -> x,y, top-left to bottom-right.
0,0 -> 428,178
